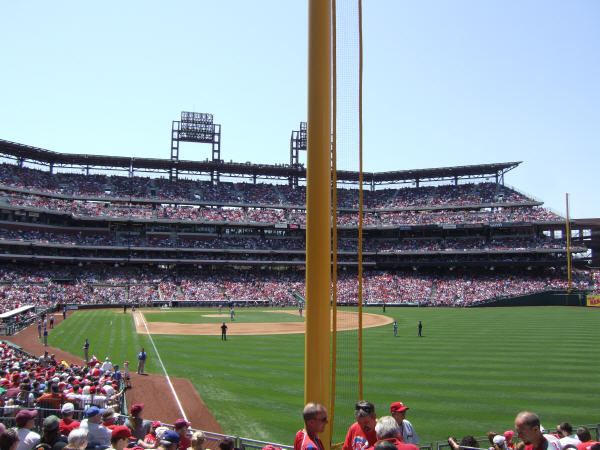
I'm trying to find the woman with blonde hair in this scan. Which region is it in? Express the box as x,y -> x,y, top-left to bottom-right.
190,431 -> 209,450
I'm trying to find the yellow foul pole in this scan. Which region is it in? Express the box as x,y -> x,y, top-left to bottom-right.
306,0 -> 331,445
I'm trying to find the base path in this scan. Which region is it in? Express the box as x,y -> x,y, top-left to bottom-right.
134,309 -> 394,335
7,312 -> 222,433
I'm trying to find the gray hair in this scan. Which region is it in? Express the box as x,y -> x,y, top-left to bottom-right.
68,428 -> 89,449
354,401 -> 376,419
303,402 -> 327,422
375,416 -> 402,440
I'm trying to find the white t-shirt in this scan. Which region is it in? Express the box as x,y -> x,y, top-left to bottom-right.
560,435 -> 582,449
16,428 -> 40,450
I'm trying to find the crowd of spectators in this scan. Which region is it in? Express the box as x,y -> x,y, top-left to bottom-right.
0,227 -> 580,255
0,162 -> 594,309
0,342 -> 126,417
2,189 -> 562,226
2,163 -> 538,210
592,272 -> 600,294
0,265 -> 598,313
0,342 -> 215,450
1,164 -> 554,224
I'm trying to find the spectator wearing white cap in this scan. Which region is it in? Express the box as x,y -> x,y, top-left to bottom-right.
100,357 -> 113,374
390,402 -> 419,445
59,403 -> 80,437
492,435 -> 509,450
15,410 -> 40,450
122,361 -> 131,389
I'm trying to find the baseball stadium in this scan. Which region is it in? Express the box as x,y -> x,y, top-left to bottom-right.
1,2 -> 600,450
1,122 -> 600,447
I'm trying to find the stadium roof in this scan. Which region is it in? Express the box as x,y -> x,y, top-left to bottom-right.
0,138 -> 521,184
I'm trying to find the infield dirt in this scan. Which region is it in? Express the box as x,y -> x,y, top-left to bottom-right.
134,309 -> 393,335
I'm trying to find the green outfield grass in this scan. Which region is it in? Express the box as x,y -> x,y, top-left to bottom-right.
47,306 -> 600,446
144,309 -> 304,324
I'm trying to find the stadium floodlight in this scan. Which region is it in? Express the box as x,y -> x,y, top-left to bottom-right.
171,111 -> 222,182
289,121 -> 307,187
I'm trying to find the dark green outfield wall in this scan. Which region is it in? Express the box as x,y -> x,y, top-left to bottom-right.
474,290 -> 588,307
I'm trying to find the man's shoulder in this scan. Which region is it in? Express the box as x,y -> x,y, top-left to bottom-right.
398,444 -> 419,450
560,437 -> 581,447
545,436 -> 561,450
22,429 -> 41,441
347,422 -> 361,433
295,430 -> 321,450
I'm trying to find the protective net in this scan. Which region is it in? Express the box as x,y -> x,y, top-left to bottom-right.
330,0 -> 363,445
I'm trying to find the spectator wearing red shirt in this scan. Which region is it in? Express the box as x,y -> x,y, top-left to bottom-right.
576,427 -> 600,450
174,419 -> 191,450
101,409 -> 118,431
343,401 -> 378,450
143,421 -> 162,447
515,412 -> 560,450
59,403 -> 80,437
294,402 -> 328,450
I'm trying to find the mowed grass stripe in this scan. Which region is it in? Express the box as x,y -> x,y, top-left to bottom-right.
151,332 -> 305,442
361,306 -> 599,443
47,307 -> 600,445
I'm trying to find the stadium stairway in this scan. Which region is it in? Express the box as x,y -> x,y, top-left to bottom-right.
428,282 -> 438,303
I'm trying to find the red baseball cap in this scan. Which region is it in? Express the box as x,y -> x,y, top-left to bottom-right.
16,409 -> 38,427
112,425 -> 132,439
130,403 -> 144,415
174,418 -> 190,429
390,402 -> 409,412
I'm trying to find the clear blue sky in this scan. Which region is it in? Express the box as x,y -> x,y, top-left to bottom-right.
1,1 -> 598,218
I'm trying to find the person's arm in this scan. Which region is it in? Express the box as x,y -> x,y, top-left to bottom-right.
448,437 -> 460,450
342,426 -> 354,450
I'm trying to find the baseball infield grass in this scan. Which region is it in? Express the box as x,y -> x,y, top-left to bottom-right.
47,306 -> 600,446
144,310 -> 304,324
